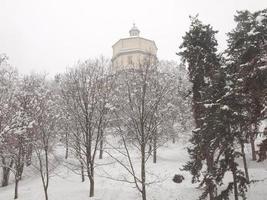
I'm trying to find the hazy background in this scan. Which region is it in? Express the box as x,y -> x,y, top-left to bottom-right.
0,0 -> 266,75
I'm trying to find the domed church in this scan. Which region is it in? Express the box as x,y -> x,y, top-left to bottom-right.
111,24 -> 158,71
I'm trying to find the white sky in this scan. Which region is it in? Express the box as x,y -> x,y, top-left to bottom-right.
0,0 -> 266,76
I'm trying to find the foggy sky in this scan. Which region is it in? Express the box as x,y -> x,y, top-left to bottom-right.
0,0 -> 266,76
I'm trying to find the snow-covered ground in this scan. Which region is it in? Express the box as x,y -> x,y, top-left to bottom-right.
0,139 -> 267,200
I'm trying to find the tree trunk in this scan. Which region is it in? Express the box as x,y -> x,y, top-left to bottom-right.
65,132 -> 69,159
148,143 -> 152,154
40,147 -> 49,200
77,139 -> 84,182
81,163 -> 85,182
88,164 -> 95,197
41,174 -> 49,200
14,178 -> 19,199
2,168 -> 10,187
44,187 -> 48,200
240,141 -> 249,182
99,129 -> 104,159
250,135 -> 257,161
45,149 -> 49,200
1,162 -> 13,187
153,123 -> 157,163
250,124 -> 258,160
89,177 -> 94,197
141,145 -> 146,200
232,168 -> 239,200
19,163 -> 24,181
206,153 -> 214,200
26,144 -> 33,166
1,158 -> 14,187
153,135 -> 157,163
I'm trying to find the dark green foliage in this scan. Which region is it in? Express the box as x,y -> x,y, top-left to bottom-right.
177,12 -> 267,199
227,9 -> 267,122
179,16 -> 224,200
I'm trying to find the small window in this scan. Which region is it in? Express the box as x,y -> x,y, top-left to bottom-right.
128,56 -> 133,65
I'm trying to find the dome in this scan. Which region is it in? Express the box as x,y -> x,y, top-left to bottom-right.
129,23 -> 140,37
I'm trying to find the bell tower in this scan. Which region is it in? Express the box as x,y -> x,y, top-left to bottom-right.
112,24 -> 157,72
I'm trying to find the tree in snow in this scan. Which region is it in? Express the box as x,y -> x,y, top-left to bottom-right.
18,74 -> 60,200
0,59 -> 39,199
158,60 -> 193,143
109,58 -> 174,200
0,56 -> 18,188
3,77 -> 37,199
227,9 -> 267,161
58,58 -> 112,197
179,15 -> 249,200
178,16 -> 222,200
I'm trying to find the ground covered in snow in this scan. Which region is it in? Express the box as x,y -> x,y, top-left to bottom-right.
1,134 -> 267,200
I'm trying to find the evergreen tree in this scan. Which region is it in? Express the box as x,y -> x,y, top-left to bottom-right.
227,9 -> 267,161
214,62 -> 249,200
179,15 -> 250,200
178,16 -> 222,200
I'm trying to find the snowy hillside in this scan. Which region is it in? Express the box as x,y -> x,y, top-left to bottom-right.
0,141 -> 267,200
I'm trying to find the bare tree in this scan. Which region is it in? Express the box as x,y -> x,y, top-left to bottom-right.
0,62 -> 39,199
22,74 -> 59,200
109,59 -> 173,200
59,58 -> 112,197
158,60 -> 192,144
0,57 -> 18,188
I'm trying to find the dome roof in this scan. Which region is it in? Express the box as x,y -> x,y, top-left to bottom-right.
129,23 -> 140,37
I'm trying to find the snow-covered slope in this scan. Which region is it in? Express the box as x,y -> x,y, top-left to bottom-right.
0,142 -> 267,200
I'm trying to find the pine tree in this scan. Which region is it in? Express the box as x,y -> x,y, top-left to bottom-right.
214,61 -> 249,200
179,15 -> 251,200
178,16 -> 222,200
227,9 -> 267,161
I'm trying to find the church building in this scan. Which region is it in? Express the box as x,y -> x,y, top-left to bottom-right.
111,24 -> 158,71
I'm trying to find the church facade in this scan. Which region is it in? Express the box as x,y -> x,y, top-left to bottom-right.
111,24 -> 158,71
